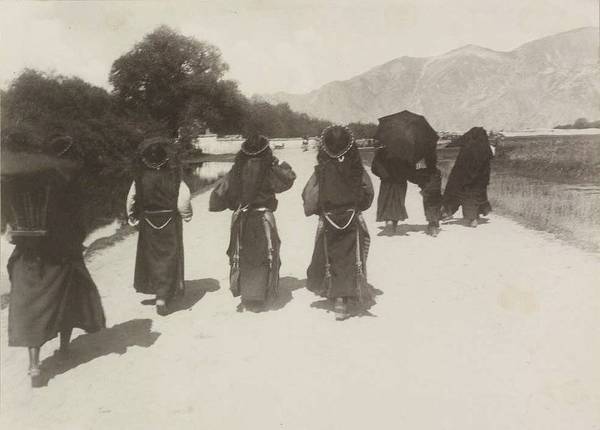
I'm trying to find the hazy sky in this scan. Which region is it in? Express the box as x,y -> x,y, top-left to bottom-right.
0,0 -> 597,95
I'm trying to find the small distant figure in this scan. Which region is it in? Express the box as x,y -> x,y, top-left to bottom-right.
371,147 -> 411,233
126,137 -> 192,315
209,135 -> 296,312
3,134 -> 106,387
303,126 -> 375,321
441,127 -> 494,227
302,136 -> 309,152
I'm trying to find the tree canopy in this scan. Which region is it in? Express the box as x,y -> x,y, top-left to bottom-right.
109,25 -> 243,137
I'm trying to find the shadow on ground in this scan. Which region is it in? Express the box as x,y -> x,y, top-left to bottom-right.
40,318 -> 161,386
236,277 -> 305,313
377,224 -> 429,237
140,278 -> 220,314
310,283 -> 383,318
442,217 -> 490,227
267,276 -> 305,311
167,278 -> 220,314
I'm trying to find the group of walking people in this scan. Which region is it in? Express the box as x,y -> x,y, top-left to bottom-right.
4,118 -> 494,388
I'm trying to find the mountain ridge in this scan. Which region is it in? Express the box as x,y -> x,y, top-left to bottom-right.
261,27 -> 600,130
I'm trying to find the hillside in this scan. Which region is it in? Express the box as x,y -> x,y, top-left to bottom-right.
262,27 -> 600,131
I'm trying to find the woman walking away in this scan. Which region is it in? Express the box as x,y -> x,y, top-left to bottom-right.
441,127 -> 493,227
4,134 -> 106,387
209,135 -> 296,311
371,146 -> 412,233
126,137 -> 192,315
303,126 -> 375,321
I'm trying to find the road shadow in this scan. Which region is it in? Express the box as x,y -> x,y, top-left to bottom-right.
40,318 -> 161,386
377,224 -> 428,237
140,278 -> 220,314
167,278 -> 220,314
310,283 -> 383,318
442,217 -> 490,227
267,276 -> 305,311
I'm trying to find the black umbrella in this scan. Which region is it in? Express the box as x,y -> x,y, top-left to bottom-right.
375,110 -> 438,163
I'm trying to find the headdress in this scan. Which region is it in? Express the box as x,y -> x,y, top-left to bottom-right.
241,135 -> 270,156
320,125 -> 355,162
138,136 -> 171,170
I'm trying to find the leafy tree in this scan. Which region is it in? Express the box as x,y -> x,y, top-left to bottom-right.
347,122 -> 378,139
110,25 -> 235,137
242,101 -> 331,138
1,69 -> 147,231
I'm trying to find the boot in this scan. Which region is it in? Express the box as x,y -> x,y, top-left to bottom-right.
334,298 -> 349,321
156,298 -> 168,316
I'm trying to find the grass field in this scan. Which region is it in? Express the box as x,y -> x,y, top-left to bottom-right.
437,135 -> 600,251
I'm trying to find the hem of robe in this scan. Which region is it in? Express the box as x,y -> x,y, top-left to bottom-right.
8,253 -> 106,348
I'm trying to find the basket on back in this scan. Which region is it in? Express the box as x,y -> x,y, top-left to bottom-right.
1,150 -> 78,238
4,175 -> 52,237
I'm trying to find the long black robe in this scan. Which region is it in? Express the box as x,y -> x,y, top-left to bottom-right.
303,152 -> 374,301
209,155 -> 296,302
132,168 -> 185,301
371,148 -> 411,222
6,170 -> 105,347
442,127 -> 493,220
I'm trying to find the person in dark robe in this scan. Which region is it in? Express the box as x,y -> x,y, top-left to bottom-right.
303,126 -> 375,320
409,152 -> 443,236
5,134 -> 106,387
126,137 -> 192,315
209,135 -> 296,311
371,147 -> 412,233
441,127 -> 493,227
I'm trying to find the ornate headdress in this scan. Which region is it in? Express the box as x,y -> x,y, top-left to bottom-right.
138,137 -> 171,170
320,125 -> 355,162
241,135 -> 270,156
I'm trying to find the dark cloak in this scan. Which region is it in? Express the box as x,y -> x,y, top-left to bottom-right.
209,143 -> 296,302
133,167 -> 185,301
303,139 -> 375,302
371,148 -> 412,222
442,127 -> 493,220
6,168 -> 106,347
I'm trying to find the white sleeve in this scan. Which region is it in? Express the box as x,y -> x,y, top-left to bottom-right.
177,182 -> 193,222
126,181 -> 136,219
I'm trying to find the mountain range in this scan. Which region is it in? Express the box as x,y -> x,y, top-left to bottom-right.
261,27 -> 600,131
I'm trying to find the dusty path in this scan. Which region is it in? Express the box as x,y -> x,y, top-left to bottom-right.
2,148 -> 599,430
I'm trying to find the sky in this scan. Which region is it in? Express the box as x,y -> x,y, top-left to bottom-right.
0,0 -> 598,95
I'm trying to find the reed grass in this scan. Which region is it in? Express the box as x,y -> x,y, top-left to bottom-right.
437,134 -> 600,251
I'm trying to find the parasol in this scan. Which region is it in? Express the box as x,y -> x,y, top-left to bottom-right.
375,110 -> 438,163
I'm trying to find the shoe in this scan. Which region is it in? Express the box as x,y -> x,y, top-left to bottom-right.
334,298 -> 349,321
156,299 -> 168,316
440,210 -> 453,221
426,225 -> 440,237
468,218 -> 479,228
28,366 -> 44,388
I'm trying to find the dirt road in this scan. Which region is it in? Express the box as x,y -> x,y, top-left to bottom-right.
2,148 -> 599,430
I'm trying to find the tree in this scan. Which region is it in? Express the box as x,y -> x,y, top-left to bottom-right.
109,26 -> 235,137
347,122 -> 378,139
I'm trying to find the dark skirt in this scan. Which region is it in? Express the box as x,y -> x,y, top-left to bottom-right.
376,181 -> 408,222
227,210 -> 281,302
443,187 -> 491,221
8,249 -> 106,348
134,213 -> 184,300
307,213 -> 372,301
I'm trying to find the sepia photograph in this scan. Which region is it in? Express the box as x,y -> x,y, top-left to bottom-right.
0,0 -> 599,429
